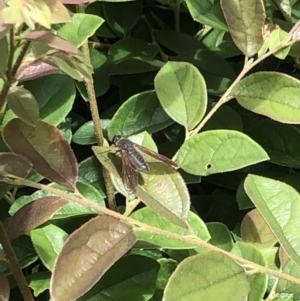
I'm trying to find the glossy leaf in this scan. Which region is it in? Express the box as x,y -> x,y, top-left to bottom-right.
3,119 -> 78,189
231,242 -> 268,301
78,156 -> 105,196
155,61 -> 207,130
103,1 -> 142,37
108,38 -> 158,62
163,252 -> 249,300
27,271 -> 51,297
184,0 -> 227,31
31,224 -> 68,271
244,175 -> 300,267
203,104 -> 243,131
73,119 -> 110,145
131,208 -> 210,249
108,90 -> 173,140
176,130 -> 269,176
232,72 -> 300,124
0,236 -> 38,273
268,27 -> 290,59
241,209 -> 277,248
50,216 -> 136,301
78,255 -> 159,301
242,115 -> 300,168
221,0 -> 265,56
7,86 -> 39,126
3,197 -> 67,240
57,13 -> 105,47
93,140 -> 190,228
76,47 -> 110,100
110,57 -> 163,75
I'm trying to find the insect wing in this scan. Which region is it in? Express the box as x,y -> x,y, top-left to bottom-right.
134,144 -> 178,168
121,150 -> 139,194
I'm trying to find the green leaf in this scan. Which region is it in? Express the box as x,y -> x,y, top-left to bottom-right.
78,255 -> 159,301
109,57 -> 163,75
153,258 -> 177,301
73,119 -> 110,145
31,224 -> 68,271
203,104 -> 243,131
3,75 -> 75,126
220,0 -> 265,57
244,174 -> 300,267
78,156 -> 106,198
93,134 -> 190,228
231,242 -> 268,301
27,271 -> 51,297
155,61 -> 207,130
57,13 -> 105,47
103,1 -> 142,37
108,38 -> 158,62
207,222 -> 233,251
163,252 -> 249,300
268,27 -> 290,59
108,90 -> 173,140
242,115 -> 300,168
131,208 -> 210,249
233,72 -> 300,124
184,0 -> 228,31
0,236 -> 38,273
202,29 -> 241,58
176,130 -> 269,176
76,48 -> 110,100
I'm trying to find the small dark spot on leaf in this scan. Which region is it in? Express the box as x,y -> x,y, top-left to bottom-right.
206,164 -> 212,169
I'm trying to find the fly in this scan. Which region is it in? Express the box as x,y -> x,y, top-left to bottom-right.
113,135 -> 178,194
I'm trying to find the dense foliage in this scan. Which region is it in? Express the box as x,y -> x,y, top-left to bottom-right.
1,0 -> 300,300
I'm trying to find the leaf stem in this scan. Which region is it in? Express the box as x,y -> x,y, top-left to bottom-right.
77,4 -> 117,212
0,221 -> 35,301
189,20 -> 300,138
3,175 -> 300,286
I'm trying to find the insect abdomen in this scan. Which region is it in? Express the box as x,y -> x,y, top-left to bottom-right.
128,148 -> 150,171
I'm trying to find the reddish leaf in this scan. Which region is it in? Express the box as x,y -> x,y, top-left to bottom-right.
241,209 -> 277,248
0,272 -> 9,301
24,31 -> 78,54
7,86 -> 39,126
17,62 -> 59,82
0,152 -> 32,178
50,216 -> 136,301
3,196 -> 68,240
3,119 -> 78,189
